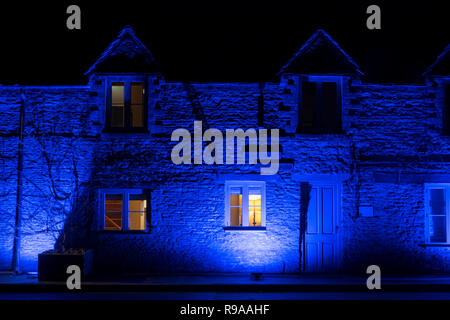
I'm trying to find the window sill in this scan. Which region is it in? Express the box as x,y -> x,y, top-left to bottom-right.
97,229 -> 150,234
102,128 -> 149,134
223,226 -> 266,231
419,243 -> 450,247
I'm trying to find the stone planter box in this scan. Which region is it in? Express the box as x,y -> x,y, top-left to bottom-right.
38,249 -> 94,282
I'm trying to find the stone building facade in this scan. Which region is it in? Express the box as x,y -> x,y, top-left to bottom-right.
0,26 -> 449,274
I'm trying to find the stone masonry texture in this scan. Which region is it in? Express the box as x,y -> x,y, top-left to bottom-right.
0,72 -> 449,275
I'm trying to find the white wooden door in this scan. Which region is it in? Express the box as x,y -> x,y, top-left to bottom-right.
305,183 -> 340,272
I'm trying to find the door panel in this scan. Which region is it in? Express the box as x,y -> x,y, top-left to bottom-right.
305,183 -> 339,272
307,188 -> 318,234
322,242 -> 335,272
322,187 -> 334,234
306,242 -> 319,271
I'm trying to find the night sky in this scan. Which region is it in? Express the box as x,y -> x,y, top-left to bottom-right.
0,0 -> 447,85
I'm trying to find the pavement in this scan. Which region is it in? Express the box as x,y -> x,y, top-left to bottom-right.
2,272 -> 450,299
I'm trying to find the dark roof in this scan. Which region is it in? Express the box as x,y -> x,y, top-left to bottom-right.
423,44 -> 450,77
279,29 -> 363,76
85,26 -> 160,75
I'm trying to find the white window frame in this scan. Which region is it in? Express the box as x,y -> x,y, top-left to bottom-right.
99,188 -> 148,231
224,181 -> 266,228
424,183 -> 450,244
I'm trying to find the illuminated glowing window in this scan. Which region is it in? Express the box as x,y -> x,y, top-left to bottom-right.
248,189 -> 262,227
129,193 -> 147,231
225,181 -> 266,228
229,187 -> 243,226
425,184 -> 450,243
111,82 -> 125,127
107,80 -> 146,130
105,194 -> 123,230
131,82 -> 145,128
101,189 -> 149,231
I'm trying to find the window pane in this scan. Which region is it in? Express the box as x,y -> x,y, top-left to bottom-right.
112,82 -> 125,105
249,189 -> 262,226
430,189 -> 446,215
230,193 -> 242,206
111,106 -> 124,127
131,105 -> 144,127
230,187 -> 242,226
430,215 -> 446,243
445,84 -> 450,135
322,82 -> 339,131
111,83 -> 124,127
301,81 -> 317,128
129,193 -> 147,231
131,83 -> 144,104
105,194 -> 122,230
230,206 -> 242,226
131,83 -> 144,128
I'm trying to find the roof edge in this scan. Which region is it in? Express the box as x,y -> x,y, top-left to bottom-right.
85,25 -> 158,76
423,44 -> 450,77
277,29 -> 364,77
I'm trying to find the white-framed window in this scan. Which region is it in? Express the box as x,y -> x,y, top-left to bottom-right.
425,183 -> 450,243
225,181 -> 266,228
99,189 -> 148,231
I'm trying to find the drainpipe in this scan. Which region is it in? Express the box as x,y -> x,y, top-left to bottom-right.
11,89 -> 26,274
257,82 -> 264,127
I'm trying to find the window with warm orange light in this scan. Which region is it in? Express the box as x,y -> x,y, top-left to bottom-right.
248,192 -> 262,227
225,181 -> 266,228
131,83 -> 145,128
229,187 -> 243,226
105,194 -> 123,230
129,194 -> 147,231
100,189 -> 148,231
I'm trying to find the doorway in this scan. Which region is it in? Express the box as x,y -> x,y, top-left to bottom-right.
304,181 -> 341,272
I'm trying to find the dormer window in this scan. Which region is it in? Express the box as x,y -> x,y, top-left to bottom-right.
297,76 -> 342,133
443,82 -> 450,135
106,79 -> 147,132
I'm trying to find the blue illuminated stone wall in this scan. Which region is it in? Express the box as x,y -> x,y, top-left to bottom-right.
1,76 -> 450,274
0,88 -> 19,270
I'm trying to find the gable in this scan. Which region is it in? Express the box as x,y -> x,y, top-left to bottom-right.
85,26 -> 160,75
424,44 -> 450,77
279,29 -> 363,76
